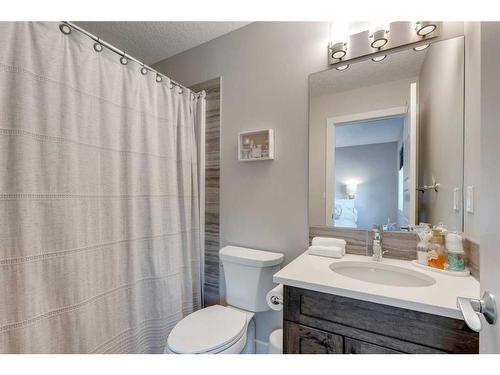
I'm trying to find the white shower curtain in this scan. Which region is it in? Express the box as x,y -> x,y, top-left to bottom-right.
0,22 -> 203,353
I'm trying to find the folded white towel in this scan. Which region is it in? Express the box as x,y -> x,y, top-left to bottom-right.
308,245 -> 344,259
311,237 -> 346,255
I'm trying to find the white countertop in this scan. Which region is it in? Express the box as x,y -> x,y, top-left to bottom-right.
273,252 -> 480,320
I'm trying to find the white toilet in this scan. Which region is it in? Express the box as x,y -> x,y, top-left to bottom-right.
166,245 -> 284,354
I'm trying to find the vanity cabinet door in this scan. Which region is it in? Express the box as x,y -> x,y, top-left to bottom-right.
285,286 -> 479,353
285,322 -> 343,354
344,338 -> 402,354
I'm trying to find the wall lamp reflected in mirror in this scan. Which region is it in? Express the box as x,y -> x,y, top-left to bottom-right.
371,54 -> 387,62
335,64 -> 349,71
346,182 -> 358,199
369,22 -> 390,49
415,21 -> 437,37
413,43 -> 430,51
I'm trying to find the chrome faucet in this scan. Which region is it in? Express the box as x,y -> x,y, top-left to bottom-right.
372,226 -> 387,261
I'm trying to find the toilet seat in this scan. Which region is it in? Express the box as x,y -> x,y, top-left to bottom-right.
167,305 -> 249,354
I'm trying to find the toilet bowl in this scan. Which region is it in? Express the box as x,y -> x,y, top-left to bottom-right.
166,305 -> 255,354
166,246 -> 284,354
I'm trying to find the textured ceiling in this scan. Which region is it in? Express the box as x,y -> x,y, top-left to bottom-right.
310,46 -> 428,97
74,21 -> 251,65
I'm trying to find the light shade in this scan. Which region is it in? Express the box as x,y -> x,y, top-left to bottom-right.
330,41 -> 347,59
346,182 -> 357,198
370,29 -> 389,48
329,22 -> 349,45
369,22 -> 390,49
415,21 -> 437,36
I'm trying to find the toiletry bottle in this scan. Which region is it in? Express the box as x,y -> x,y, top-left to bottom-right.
416,240 -> 429,265
427,229 -> 447,269
415,223 -> 431,265
445,232 -> 465,271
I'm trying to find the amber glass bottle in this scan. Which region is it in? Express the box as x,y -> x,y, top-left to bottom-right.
427,229 -> 447,269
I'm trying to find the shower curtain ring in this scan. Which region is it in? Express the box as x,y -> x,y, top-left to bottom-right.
120,54 -> 128,65
93,38 -> 103,52
140,64 -> 148,75
156,73 -> 163,83
59,23 -> 72,35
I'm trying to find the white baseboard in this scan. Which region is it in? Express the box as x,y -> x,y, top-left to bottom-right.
255,339 -> 269,354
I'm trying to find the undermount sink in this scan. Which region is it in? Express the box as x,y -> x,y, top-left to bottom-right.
329,261 -> 436,287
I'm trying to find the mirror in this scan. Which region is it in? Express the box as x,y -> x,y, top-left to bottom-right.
309,36 -> 464,232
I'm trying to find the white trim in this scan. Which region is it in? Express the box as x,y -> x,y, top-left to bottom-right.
409,82 -> 418,226
325,106 -> 409,226
328,106 -> 408,126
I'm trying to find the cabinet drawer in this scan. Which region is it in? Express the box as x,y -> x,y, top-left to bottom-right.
344,338 -> 401,354
284,321 -> 343,354
284,286 -> 478,353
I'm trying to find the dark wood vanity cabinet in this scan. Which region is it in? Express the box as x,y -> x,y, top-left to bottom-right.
283,286 -> 479,354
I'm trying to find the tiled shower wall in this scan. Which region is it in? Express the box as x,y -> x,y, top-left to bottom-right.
309,226 -> 480,280
191,78 -> 221,306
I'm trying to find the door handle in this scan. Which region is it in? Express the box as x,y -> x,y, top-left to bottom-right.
456,291 -> 497,332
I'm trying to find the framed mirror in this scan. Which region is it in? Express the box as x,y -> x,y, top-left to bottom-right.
309,36 -> 465,232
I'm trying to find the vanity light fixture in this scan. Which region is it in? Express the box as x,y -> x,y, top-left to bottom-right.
413,43 -> 430,51
415,21 -> 437,37
369,23 -> 390,49
335,64 -> 349,71
371,55 -> 387,62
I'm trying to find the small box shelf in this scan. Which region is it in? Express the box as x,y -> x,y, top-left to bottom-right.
238,129 -> 274,162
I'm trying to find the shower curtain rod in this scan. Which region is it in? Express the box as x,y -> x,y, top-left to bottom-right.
61,21 -> 201,96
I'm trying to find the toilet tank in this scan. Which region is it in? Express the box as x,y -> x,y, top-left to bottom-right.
219,246 -> 284,312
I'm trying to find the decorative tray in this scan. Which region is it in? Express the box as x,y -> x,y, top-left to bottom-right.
411,260 -> 470,277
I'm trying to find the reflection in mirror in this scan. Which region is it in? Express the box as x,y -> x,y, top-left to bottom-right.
333,117 -> 406,230
309,36 -> 464,232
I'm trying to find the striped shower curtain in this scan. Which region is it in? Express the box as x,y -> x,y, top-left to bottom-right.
0,22 -> 203,353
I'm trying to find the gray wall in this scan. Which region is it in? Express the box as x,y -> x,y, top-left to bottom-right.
418,37 -> 464,230
335,142 -> 399,229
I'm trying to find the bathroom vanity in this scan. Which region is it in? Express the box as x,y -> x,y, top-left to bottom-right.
274,254 -> 480,354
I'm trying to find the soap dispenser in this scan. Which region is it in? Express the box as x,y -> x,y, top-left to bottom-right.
446,231 -> 465,271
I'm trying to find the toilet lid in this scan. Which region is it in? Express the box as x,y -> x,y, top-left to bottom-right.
167,305 -> 247,354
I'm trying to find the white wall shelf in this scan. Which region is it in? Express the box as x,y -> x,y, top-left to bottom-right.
238,129 -> 274,162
